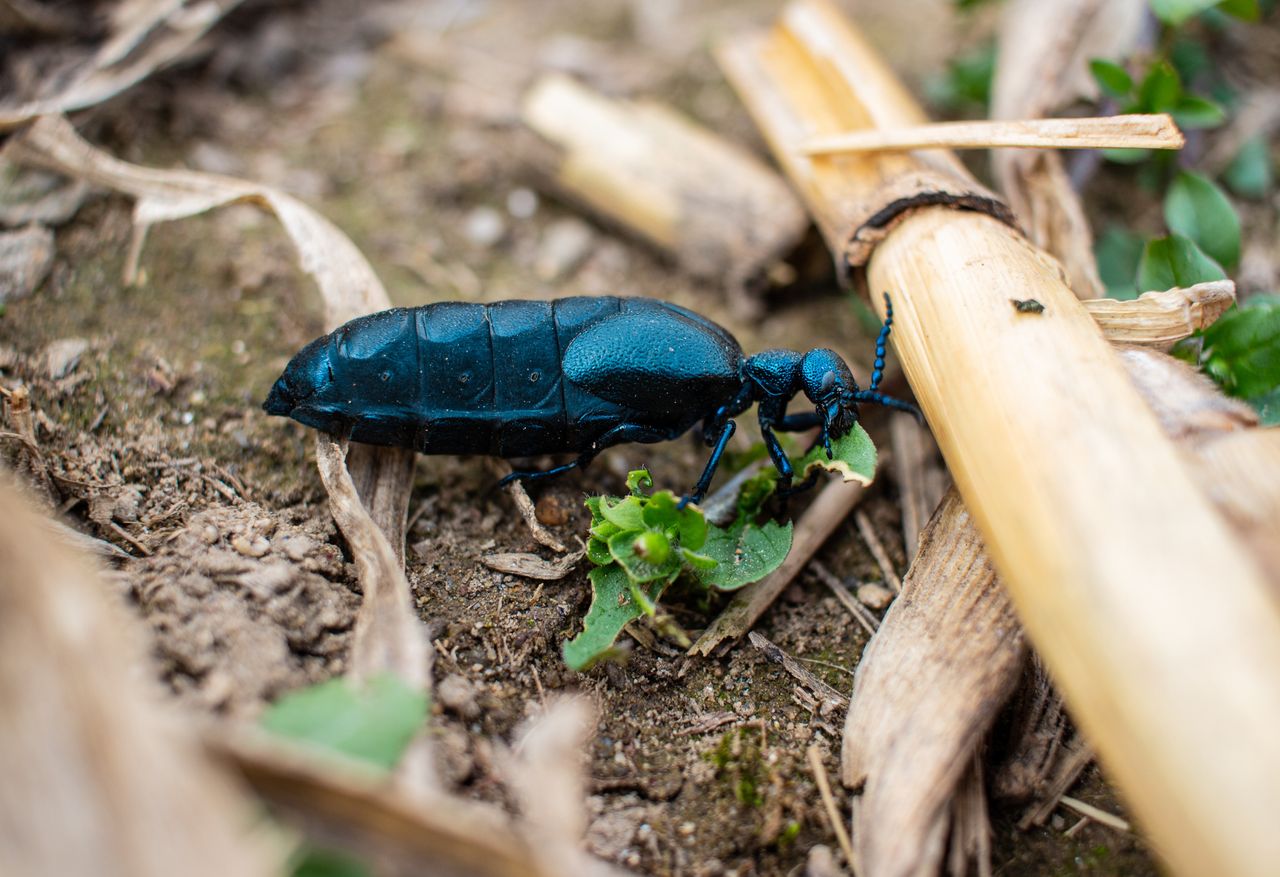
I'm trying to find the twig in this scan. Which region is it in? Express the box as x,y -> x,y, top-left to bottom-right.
1064,816 -> 1090,838
506,480 -> 567,553
1018,743 -> 1095,830
748,631 -> 848,709
810,560 -> 879,636
1059,796 -> 1131,834
800,115 -> 1184,155
853,510 -> 901,593
807,745 -> 857,875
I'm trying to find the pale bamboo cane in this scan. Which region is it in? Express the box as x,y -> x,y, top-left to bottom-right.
719,3 -> 1280,876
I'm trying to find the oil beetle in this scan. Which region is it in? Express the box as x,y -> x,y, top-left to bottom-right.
264,295 -> 918,504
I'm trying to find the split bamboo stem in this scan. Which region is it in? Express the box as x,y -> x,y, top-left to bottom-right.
720,3 -> 1280,876
521,73 -> 807,289
800,114 -> 1183,155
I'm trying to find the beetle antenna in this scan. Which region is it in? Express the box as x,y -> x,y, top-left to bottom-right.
852,390 -> 923,423
868,292 -> 894,393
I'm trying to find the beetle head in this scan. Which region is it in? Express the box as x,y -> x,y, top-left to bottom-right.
800,348 -> 858,456
263,334 -> 332,418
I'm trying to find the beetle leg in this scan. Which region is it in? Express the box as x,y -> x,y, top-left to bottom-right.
681,419 -> 737,508
773,411 -> 822,432
497,451 -> 599,488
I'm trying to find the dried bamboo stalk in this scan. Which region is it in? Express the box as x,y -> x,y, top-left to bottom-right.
521,73 -> 807,290
722,4 -> 1280,875
843,489 -> 1026,877
991,0 -> 1148,300
0,481 -> 275,877
889,411 -> 948,558
800,114 -> 1183,155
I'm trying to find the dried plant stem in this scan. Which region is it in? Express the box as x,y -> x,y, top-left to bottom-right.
810,560 -> 879,637
749,632 -> 848,709
1085,280 -> 1236,350
1059,796 -> 1131,833
800,114 -> 1183,155
852,509 -> 901,592
807,746 -> 857,874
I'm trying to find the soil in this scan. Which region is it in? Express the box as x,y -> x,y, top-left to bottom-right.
0,1 -> 1166,874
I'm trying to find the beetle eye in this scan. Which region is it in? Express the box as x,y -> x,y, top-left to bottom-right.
820,370 -> 836,393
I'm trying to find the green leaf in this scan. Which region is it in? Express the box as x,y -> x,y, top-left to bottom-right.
1095,224 -> 1146,300
679,547 -> 718,571
698,519 -> 794,591
1090,59 -> 1133,99
1216,0 -> 1260,20
586,535 -> 613,565
1224,135 -> 1273,199
1102,147 -> 1152,165
640,490 -> 680,530
1149,0 -> 1222,25
260,673 -> 427,771
1200,300 -> 1280,398
794,422 -> 878,486
599,495 -> 645,531
1248,386 -> 1280,426
290,847 -> 372,877
1171,95 -> 1226,129
1136,61 -> 1182,113
1164,171 -> 1241,269
1137,234 -> 1226,293
927,43 -> 996,112
626,469 -> 653,495
562,564 -> 667,670
608,529 -> 681,583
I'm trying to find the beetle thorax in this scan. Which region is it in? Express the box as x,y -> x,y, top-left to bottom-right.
742,349 -> 804,400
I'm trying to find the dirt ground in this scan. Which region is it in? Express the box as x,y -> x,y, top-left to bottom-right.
0,0 -> 1167,874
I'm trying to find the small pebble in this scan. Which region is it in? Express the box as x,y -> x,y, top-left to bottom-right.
506,187 -> 539,219
437,673 -> 481,719
41,337 -> 89,379
857,582 -> 895,610
535,217 -> 594,281
231,534 -> 270,558
281,534 -> 316,562
534,493 -> 570,527
464,206 -> 505,248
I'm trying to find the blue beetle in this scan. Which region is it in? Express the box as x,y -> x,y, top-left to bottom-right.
263,295 -> 917,504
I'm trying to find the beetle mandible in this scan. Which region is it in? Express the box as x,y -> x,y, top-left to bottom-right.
263,295 -> 918,504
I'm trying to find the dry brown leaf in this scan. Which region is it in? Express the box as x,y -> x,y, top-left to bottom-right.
4,115 -> 387,327
480,548 -> 586,581
0,0 -> 243,131
0,479 -> 276,877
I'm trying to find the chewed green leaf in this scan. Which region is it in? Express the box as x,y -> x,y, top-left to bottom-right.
600,495 -> 645,531
1164,171 -> 1240,269
1137,234 -> 1226,293
698,519 -> 793,591
794,422 -> 877,486
626,469 -> 653,495
261,673 -> 427,771
608,529 -> 681,583
563,564 -> 667,670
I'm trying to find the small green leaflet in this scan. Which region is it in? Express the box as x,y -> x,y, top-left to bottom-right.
1224,136 -> 1272,200
1200,298 -> 1280,400
260,673 -> 427,771
698,519 -> 794,591
1164,171 -> 1241,269
1136,234 -> 1226,293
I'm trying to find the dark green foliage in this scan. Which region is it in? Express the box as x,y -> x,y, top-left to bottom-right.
1199,297 -> 1280,405
1164,171 -> 1241,269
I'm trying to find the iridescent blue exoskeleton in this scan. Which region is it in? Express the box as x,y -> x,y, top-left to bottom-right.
264,295 -> 918,504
